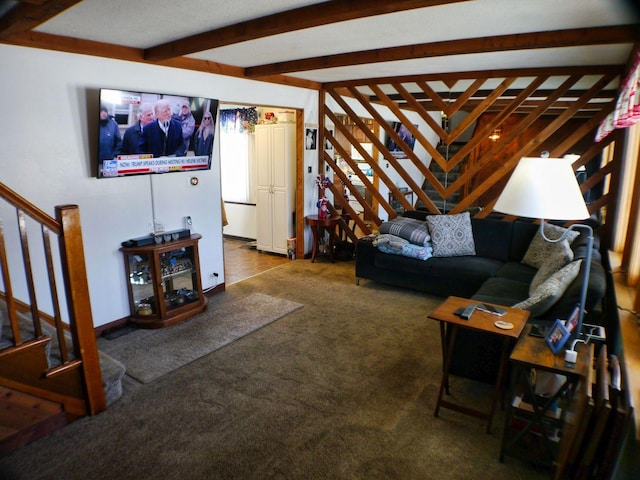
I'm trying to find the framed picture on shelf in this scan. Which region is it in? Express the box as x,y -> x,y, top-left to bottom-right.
545,319 -> 571,354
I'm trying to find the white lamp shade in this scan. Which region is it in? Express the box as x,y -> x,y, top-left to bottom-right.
494,157 -> 590,220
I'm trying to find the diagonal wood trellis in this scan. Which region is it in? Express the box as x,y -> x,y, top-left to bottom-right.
319,66 -> 624,242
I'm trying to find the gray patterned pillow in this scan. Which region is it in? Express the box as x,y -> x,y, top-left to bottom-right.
513,259 -> 582,317
378,217 -> 431,246
426,212 -> 476,257
529,240 -> 574,295
522,223 -> 579,269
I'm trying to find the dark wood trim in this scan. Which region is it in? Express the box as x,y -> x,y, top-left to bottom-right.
454,74 -> 616,213
323,59 -> 624,229
369,84 -> 445,176
56,205 -> 106,415
0,183 -> 59,233
398,82 -> 448,138
0,0 -> 82,39
322,65 -> 624,89
449,76 -> 549,168
246,26 -> 640,77
622,132 -> 640,265
447,78 -> 516,143
379,88 -> 620,104
296,106 -> 306,261
144,0 -> 466,61
1,31 -> 322,91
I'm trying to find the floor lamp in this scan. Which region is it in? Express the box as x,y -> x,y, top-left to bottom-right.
493,156 -> 593,341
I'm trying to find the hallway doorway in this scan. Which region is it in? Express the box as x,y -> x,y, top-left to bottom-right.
223,237 -> 290,285
219,104 -> 300,284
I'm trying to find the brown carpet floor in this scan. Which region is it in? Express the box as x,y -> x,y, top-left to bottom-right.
0,259 -> 548,480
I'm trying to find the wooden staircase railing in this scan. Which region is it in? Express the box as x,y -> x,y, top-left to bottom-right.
0,182 -> 106,417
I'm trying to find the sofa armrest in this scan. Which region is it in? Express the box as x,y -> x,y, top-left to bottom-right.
355,236 -> 378,279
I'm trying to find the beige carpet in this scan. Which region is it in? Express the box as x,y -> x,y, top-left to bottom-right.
0,259 -> 548,480
98,292 -> 303,383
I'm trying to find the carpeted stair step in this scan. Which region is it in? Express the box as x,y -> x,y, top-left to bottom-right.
39,320 -> 126,407
0,300 -> 125,406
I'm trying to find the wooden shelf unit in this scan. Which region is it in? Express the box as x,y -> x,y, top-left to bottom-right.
120,234 -> 207,329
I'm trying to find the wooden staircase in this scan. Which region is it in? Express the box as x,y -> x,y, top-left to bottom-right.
418,154 -> 462,214
0,181 -> 123,455
0,386 -> 69,456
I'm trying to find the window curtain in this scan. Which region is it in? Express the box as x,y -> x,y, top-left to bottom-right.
596,50 -> 640,142
220,108 -> 258,203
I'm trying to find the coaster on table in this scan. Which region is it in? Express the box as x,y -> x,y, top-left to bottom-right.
494,320 -> 514,330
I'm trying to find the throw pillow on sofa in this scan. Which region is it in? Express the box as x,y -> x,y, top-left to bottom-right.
522,223 -> 580,269
378,216 -> 431,246
529,239 -> 574,294
512,259 -> 582,317
426,212 -> 476,257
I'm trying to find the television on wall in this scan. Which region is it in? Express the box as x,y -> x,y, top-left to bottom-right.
97,88 -> 219,179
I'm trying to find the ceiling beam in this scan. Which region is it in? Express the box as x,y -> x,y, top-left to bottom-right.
144,0 -> 469,61
2,30 -> 322,91
245,25 -> 640,77
323,65 -> 624,88
378,88 -> 619,102
0,0 -> 81,40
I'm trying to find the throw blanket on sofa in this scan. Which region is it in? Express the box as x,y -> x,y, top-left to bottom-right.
374,233 -> 433,261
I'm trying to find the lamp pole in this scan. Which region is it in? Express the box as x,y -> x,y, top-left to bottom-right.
539,219 -> 593,340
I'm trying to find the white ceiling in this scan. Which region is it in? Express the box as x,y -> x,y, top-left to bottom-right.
3,0 -> 639,86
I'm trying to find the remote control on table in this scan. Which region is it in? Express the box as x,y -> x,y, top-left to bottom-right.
460,304 -> 477,319
476,303 -> 507,316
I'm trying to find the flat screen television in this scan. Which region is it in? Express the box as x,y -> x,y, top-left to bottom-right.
97,88 -> 219,178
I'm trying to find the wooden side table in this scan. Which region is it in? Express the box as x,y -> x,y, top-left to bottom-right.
500,325 -> 594,468
306,214 -> 340,263
428,296 -> 530,433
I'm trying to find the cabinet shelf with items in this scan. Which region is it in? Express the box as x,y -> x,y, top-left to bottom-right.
120,234 -> 207,328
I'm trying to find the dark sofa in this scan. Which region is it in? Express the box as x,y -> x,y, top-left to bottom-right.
355,211 -> 607,382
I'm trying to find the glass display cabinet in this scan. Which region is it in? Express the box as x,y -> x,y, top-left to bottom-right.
120,234 -> 207,328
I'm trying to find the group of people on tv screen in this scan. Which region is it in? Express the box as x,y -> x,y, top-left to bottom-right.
99,98 -> 215,162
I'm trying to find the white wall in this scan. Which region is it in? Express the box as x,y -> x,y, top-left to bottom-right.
223,202 -> 257,239
0,45 -> 318,327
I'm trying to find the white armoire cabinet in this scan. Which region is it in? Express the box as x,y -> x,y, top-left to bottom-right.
255,123 -> 296,254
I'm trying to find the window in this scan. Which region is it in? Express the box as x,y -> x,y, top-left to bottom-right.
220,107 -> 258,204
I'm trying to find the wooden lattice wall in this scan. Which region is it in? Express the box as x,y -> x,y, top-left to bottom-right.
319,66 -> 625,246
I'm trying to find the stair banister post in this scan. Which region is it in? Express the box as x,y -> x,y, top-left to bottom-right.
56,204 -> 106,415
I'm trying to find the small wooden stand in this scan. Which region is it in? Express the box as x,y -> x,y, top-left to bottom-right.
428,296 -> 529,433
306,214 -> 340,263
500,324 -> 594,468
